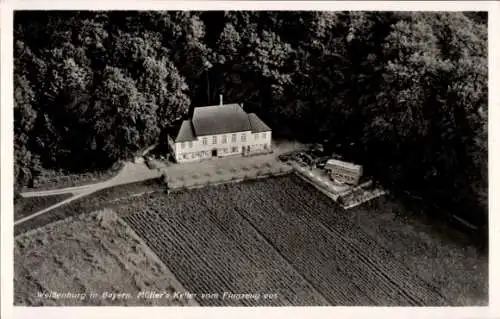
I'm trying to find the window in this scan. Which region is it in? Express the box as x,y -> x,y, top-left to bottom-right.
231,134 -> 237,142
262,132 -> 266,139
181,142 -> 185,149
241,133 -> 246,142
202,137 -> 208,145
255,134 -> 259,140
212,136 -> 217,144
232,147 -> 238,153
222,135 -> 227,144
188,141 -> 193,148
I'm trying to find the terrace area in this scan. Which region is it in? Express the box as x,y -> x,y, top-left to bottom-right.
164,152 -> 293,190
131,140 -> 304,190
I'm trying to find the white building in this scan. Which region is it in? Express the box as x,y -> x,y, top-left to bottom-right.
325,159 -> 363,185
168,97 -> 272,163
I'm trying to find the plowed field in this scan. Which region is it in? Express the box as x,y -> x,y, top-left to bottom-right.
120,174 -> 484,306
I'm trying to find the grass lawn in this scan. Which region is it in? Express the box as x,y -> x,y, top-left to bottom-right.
14,209 -> 196,306
14,193 -> 73,222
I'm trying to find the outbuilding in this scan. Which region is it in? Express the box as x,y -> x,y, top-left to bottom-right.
325,159 -> 363,185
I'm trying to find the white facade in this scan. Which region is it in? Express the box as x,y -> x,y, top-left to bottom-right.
169,99 -> 272,163
325,159 -> 363,185
171,131 -> 272,163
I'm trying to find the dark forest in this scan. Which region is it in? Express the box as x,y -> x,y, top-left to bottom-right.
14,11 -> 488,230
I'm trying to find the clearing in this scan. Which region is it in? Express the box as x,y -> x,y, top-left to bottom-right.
14,209 -> 197,306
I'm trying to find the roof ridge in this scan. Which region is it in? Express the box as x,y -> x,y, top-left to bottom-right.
326,159 -> 362,170
194,103 -> 241,109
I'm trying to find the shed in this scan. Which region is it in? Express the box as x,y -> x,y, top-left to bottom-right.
325,159 -> 363,185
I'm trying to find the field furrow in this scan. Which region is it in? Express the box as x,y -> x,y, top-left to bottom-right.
155,211 -> 258,306
124,212 -> 241,306
118,175 -> 467,306
194,190 -> 330,305
232,181 -> 373,305
273,176 -> 449,305
123,190 -> 329,306
258,178 -> 419,305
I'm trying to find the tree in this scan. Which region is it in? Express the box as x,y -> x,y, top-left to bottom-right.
115,11 -> 212,104
214,12 -> 294,126
138,56 -> 190,128
14,74 -> 40,189
89,66 -> 159,163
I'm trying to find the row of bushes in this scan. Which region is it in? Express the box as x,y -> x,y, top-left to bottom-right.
163,162 -> 281,182
165,165 -> 291,191
176,171 -> 290,191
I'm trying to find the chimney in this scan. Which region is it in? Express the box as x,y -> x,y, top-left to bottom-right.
219,94 -> 223,106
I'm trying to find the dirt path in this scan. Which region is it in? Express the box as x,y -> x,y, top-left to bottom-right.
20,184 -> 94,197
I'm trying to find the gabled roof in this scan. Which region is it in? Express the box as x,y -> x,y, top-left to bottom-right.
192,104 -> 252,136
248,113 -> 271,133
325,159 -> 362,172
174,120 -> 197,143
